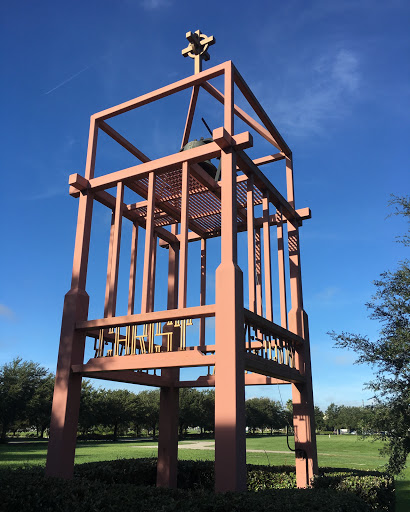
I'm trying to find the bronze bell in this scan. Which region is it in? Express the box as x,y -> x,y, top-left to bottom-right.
180,137 -> 221,180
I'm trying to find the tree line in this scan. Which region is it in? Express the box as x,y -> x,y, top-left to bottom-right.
0,358 -> 289,441
314,403 -> 373,433
1,357 -> 380,443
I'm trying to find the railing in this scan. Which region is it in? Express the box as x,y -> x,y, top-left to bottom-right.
243,309 -> 304,371
93,319 -> 193,358
75,304 -> 216,360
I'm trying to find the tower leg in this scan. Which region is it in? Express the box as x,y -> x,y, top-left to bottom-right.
214,264 -> 246,492
157,381 -> 179,487
45,289 -> 88,478
285,155 -> 318,486
289,310 -> 318,487
157,230 -> 180,488
46,186 -> 94,479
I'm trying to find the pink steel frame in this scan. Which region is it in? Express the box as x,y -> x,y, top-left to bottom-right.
46,61 -> 318,490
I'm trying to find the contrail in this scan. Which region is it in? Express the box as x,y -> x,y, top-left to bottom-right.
44,65 -> 90,95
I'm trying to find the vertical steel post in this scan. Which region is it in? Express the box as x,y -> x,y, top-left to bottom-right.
178,161 -> 189,309
45,118 -> 98,478
214,62 -> 246,492
157,224 -> 180,488
104,213 -> 115,317
106,182 -> 124,318
141,172 -> 156,314
286,156 -> 318,487
199,238 -> 206,347
277,208 -> 288,329
246,174 -> 256,313
128,223 -> 139,315
262,192 -> 273,322
255,228 -> 263,317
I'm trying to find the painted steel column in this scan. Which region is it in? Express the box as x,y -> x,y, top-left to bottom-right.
181,86 -> 199,148
214,61 -> 246,493
104,213 -> 115,317
255,228 -> 263,317
46,118 -> 98,479
106,182 -> 124,318
199,238 -> 206,347
141,171 -> 156,314
246,175 -> 256,313
128,223 -> 139,315
149,235 -> 157,313
277,208 -> 288,329
178,161 -> 189,309
262,192 -> 273,322
157,224 -> 180,488
286,156 -> 318,487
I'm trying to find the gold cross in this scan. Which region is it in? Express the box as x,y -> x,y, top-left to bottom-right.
182,30 -> 216,74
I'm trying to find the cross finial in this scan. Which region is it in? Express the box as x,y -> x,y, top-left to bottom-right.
182,30 -> 216,75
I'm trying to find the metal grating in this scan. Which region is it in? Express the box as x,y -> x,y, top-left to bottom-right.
130,168 -> 263,236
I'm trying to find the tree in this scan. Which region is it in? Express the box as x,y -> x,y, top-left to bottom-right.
197,389 -> 215,434
129,392 -> 145,437
261,398 -> 286,433
78,380 -> 99,435
329,195 -> 410,473
179,388 -> 201,436
246,398 -> 266,433
97,389 -> 135,441
245,397 -> 284,433
314,406 -> 325,431
138,390 -> 160,438
0,358 -> 49,442
324,403 -> 341,431
26,372 -> 55,438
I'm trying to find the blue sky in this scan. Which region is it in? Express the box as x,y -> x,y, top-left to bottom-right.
1,0 -> 409,411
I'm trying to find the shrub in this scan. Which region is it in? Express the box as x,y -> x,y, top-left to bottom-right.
312,468 -> 395,512
0,466 -> 370,512
0,461 -> 393,512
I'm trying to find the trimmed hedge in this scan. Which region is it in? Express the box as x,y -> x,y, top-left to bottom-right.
0,467 -> 370,512
74,458 -> 394,509
0,460 -> 394,512
312,469 -> 395,512
73,459 -> 297,491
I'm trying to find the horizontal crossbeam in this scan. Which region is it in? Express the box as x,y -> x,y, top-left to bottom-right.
176,373 -> 290,387
76,132 -> 252,193
93,62 -> 227,121
72,348 -> 215,373
236,151 -> 301,225
81,370 -> 172,387
76,304 -> 216,331
244,353 -> 305,384
244,308 -> 305,345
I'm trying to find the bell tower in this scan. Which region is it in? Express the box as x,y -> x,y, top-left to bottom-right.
46,30 -> 318,491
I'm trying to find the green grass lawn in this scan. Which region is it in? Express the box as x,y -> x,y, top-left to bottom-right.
1,435 -> 408,511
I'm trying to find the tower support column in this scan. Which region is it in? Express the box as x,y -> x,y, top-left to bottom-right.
46,118 -> 97,479
214,143 -> 246,492
157,226 -> 180,488
286,156 -> 318,487
46,192 -> 94,478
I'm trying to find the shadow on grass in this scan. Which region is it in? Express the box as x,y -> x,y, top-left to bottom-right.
395,480 -> 410,512
319,466 -> 388,477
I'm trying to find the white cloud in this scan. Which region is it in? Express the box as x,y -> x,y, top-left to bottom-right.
264,48 -> 360,136
0,304 -> 16,321
313,286 -> 339,303
332,353 -> 357,366
26,186 -> 65,201
141,0 -> 171,10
